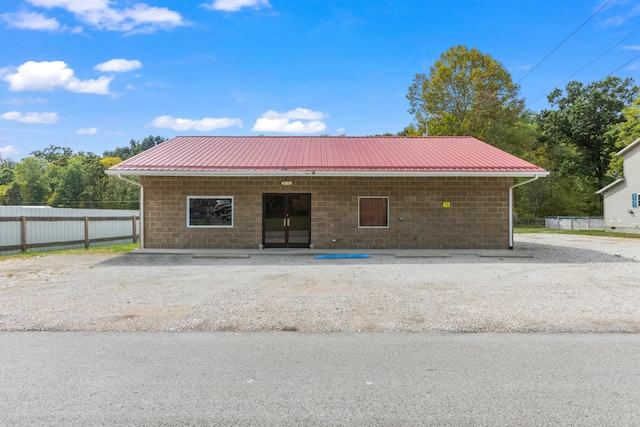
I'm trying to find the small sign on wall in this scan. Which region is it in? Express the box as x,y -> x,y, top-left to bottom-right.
442,202 -> 451,208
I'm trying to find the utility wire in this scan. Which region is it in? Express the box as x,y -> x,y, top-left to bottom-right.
605,51 -> 640,77
517,0 -> 612,84
529,25 -> 640,106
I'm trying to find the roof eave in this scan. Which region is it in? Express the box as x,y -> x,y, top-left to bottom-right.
596,177 -> 625,194
617,137 -> 640,156
106,169 -> 549,178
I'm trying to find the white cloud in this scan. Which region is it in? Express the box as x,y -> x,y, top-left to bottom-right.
1,111 -> 59,124
600,5 -> 640,27
1,11 -> 60,30
262,108 -> 326,120
0,145 -> 20,159
202,0 -> 271,12
77,127 -> 98,134
150,115 -> 243,131
25,0 -> 186,33
252,108 -> 327,133
3,61 -> 113,95
95,59 -> 142,73
2,97 -> 48,106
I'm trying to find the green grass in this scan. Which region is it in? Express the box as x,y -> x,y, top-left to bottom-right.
515,227 -> 640,239
0,242 -> 139,260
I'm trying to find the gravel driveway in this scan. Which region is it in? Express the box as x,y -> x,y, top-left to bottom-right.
1,234 -> 639,333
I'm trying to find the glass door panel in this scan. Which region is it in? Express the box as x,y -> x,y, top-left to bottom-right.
263,195 -> 286,245
287,194 -> 310,244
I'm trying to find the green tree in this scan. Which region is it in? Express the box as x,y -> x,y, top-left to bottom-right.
31,145 -> 73,165
406,45 -> 525,151
13,157 -> 50,205
1,181 -> 23,205
0,166 -> 14,186
608,96 -> 640,175
103,135 -> 166,160
100,156 -> 139,209
539,77 -> 638,192
81,154 -> 109,208
49,156 -> 85,207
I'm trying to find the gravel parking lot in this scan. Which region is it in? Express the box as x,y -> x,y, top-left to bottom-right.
1,234 -> 639,333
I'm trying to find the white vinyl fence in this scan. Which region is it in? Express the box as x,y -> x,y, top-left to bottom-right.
545,216 -> 604,231
0,206 -> 140,256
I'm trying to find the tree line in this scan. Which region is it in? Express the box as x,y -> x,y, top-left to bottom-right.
2,46 -> 638,216
0,136 -> 165,208
402,45 -> 639,217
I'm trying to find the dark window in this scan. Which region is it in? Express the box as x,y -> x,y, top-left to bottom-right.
359,197 -> 389,228
187,197 -> 233,228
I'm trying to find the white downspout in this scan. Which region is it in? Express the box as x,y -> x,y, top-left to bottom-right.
117,174 -> 144,250
509,175 -> 539,249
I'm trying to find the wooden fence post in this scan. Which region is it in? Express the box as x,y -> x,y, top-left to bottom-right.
84,216 -> 89,249
132,215 -> 137,243
21,216 -> 27,253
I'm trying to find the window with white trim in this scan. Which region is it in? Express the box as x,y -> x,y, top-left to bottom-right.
358,197 -> 389,228
187,196 -> 234,228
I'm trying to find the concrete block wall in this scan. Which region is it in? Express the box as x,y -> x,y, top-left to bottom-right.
140,176 -> 512,249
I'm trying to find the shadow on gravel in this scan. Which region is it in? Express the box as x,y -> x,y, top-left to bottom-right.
97,241 -> 637,267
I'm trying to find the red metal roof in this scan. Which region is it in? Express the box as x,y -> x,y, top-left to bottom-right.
107,136 -> 547,176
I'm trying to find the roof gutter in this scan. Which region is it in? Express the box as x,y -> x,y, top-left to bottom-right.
106,169 -> 549,178
115,174 -> 144,250
509,175 -> 540,249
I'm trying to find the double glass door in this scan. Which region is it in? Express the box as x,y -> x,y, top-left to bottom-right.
262,194 -> 311,248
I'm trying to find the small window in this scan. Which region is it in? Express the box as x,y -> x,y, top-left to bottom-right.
187,196 -> 233,228
359,197 -> 389,228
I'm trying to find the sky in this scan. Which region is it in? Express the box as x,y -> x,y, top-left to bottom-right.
1,0 -> 640,160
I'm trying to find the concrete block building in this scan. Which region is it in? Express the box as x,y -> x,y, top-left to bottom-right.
106,136 -> 548,250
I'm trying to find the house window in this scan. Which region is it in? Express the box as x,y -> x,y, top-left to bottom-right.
358,197 -> 389,228
187,196 -> 233,228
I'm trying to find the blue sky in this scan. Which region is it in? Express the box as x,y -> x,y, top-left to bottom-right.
1,0 -> 640,160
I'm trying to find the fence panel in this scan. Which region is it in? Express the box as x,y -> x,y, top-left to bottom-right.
545,216 -> 604,231
0,207 -> 140,256
0,207 -> 22,251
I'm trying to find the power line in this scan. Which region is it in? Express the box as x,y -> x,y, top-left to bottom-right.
517,0 -> 612,84
605,51 -> 640,77
529,25 -> 640,106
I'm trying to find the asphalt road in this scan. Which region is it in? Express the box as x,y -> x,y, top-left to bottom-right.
1,332 -> 639,426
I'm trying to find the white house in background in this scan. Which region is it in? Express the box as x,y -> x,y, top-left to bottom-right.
597,137 -> 640,233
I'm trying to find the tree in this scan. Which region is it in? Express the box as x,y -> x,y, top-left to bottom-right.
31,145 -> 73,165
0,166 -> 14,186
99,156 -> 138,209
13,157 -> 50,205
49,156 -> 84,207
608,96 -> 640,175
103,135 -> 166,160
539,77 -> 638,192
1,181 -> 23,205
406,45 -> 525,151
80,154 -> 109,208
